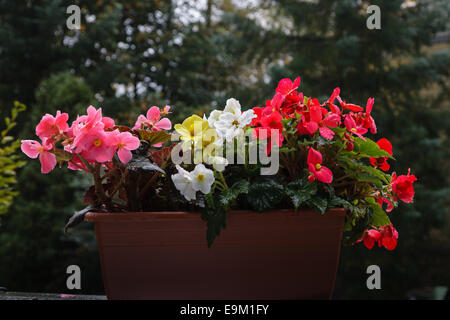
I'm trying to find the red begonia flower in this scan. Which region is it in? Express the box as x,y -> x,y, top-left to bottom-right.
370,138 -> 393,171
307,147 -> 333,184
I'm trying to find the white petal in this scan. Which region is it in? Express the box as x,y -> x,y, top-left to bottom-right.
224,98 -> 242,116
207,110 -> 222,128
238,109 -> 256,127
190,164 -> 215,194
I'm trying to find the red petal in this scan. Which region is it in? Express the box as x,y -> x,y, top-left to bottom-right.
343,103 -> 364,112
315,166 -> 333,184
307,147 -> 322,166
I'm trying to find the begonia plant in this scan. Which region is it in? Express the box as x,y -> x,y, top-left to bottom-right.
21,76 -> 417,249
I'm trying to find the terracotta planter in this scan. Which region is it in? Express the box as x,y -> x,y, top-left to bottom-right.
85,208 -> 346,300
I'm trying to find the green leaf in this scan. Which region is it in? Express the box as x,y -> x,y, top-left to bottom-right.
53,149 -> 74,162
219,180 -> 249,207
65,205 -> 101,233
330,126 -> 347,137
247,179 -> 284,212
126,155 -> 165,174
285,178 -> 317,210
202,196 -> 227,248
306,196 -> 328,214
354,137 -> 393,159
360,165 -> 390,184
139,130 -> 171,145
366,198 -> 391,227
354,171 -> 383,189
328,195 -> 351,209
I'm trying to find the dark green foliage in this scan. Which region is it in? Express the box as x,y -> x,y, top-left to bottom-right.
247,179 -> 284,212
219,180 -> 250,207
285,178 -> 318,210
202,194 -> 227,248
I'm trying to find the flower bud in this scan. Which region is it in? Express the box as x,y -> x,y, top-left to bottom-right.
346,142 -> 354,151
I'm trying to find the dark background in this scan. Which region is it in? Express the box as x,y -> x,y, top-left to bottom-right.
0,0 -> 449,299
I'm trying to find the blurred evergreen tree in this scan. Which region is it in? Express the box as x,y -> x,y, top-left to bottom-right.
0,73 -> 104,293
252,0 -> 450,298
0,0 -> 448,297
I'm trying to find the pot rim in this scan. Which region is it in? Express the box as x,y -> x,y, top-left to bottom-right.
84,207 -> 346,222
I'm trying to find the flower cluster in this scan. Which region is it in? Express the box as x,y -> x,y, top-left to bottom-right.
22,75 -> 417,250
22,106 -> 171,174
172,164 -> 215,201
23,106 -> 145,173
246,76 -> 417,250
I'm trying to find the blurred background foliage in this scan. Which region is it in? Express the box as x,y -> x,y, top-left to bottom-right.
0,0 -> 448,298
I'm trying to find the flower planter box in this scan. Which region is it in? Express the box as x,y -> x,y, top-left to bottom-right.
85,208 -> 346,300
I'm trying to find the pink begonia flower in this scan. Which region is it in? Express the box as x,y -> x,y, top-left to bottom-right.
21,139 -> 57,174
133,106 -> 172,131
35,111 -> 69,139
67,154 -> 88,171
102,116 -> 115,129
307,147 -> 333,184
71,106 -> 104,151
81,129 -> 116,163
111,131 -> 140,164
344,114 -> 367,140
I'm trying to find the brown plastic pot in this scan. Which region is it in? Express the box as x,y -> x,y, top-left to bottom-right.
85,208 -> 346,300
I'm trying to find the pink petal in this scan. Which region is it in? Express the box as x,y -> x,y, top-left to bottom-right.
146,106 -> 161,122
55,111 -> 69,131
21,140 -> 41,159
155,118 -> 172,130
118,148 -> 132,164
95,146 -> 116,163
39,151 -> 57,174
133,115 -> 147,130
124,135 -> 140,150
101,116 -> 115,129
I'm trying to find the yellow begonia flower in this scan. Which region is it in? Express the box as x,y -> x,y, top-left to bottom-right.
175,115 -> 222,156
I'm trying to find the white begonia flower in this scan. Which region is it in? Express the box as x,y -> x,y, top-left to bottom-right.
171,165 -> 197,201
205,155 -> 228,172
207,110 -> 223,128
213,98 -> 257,140
190,164 -> 215,194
